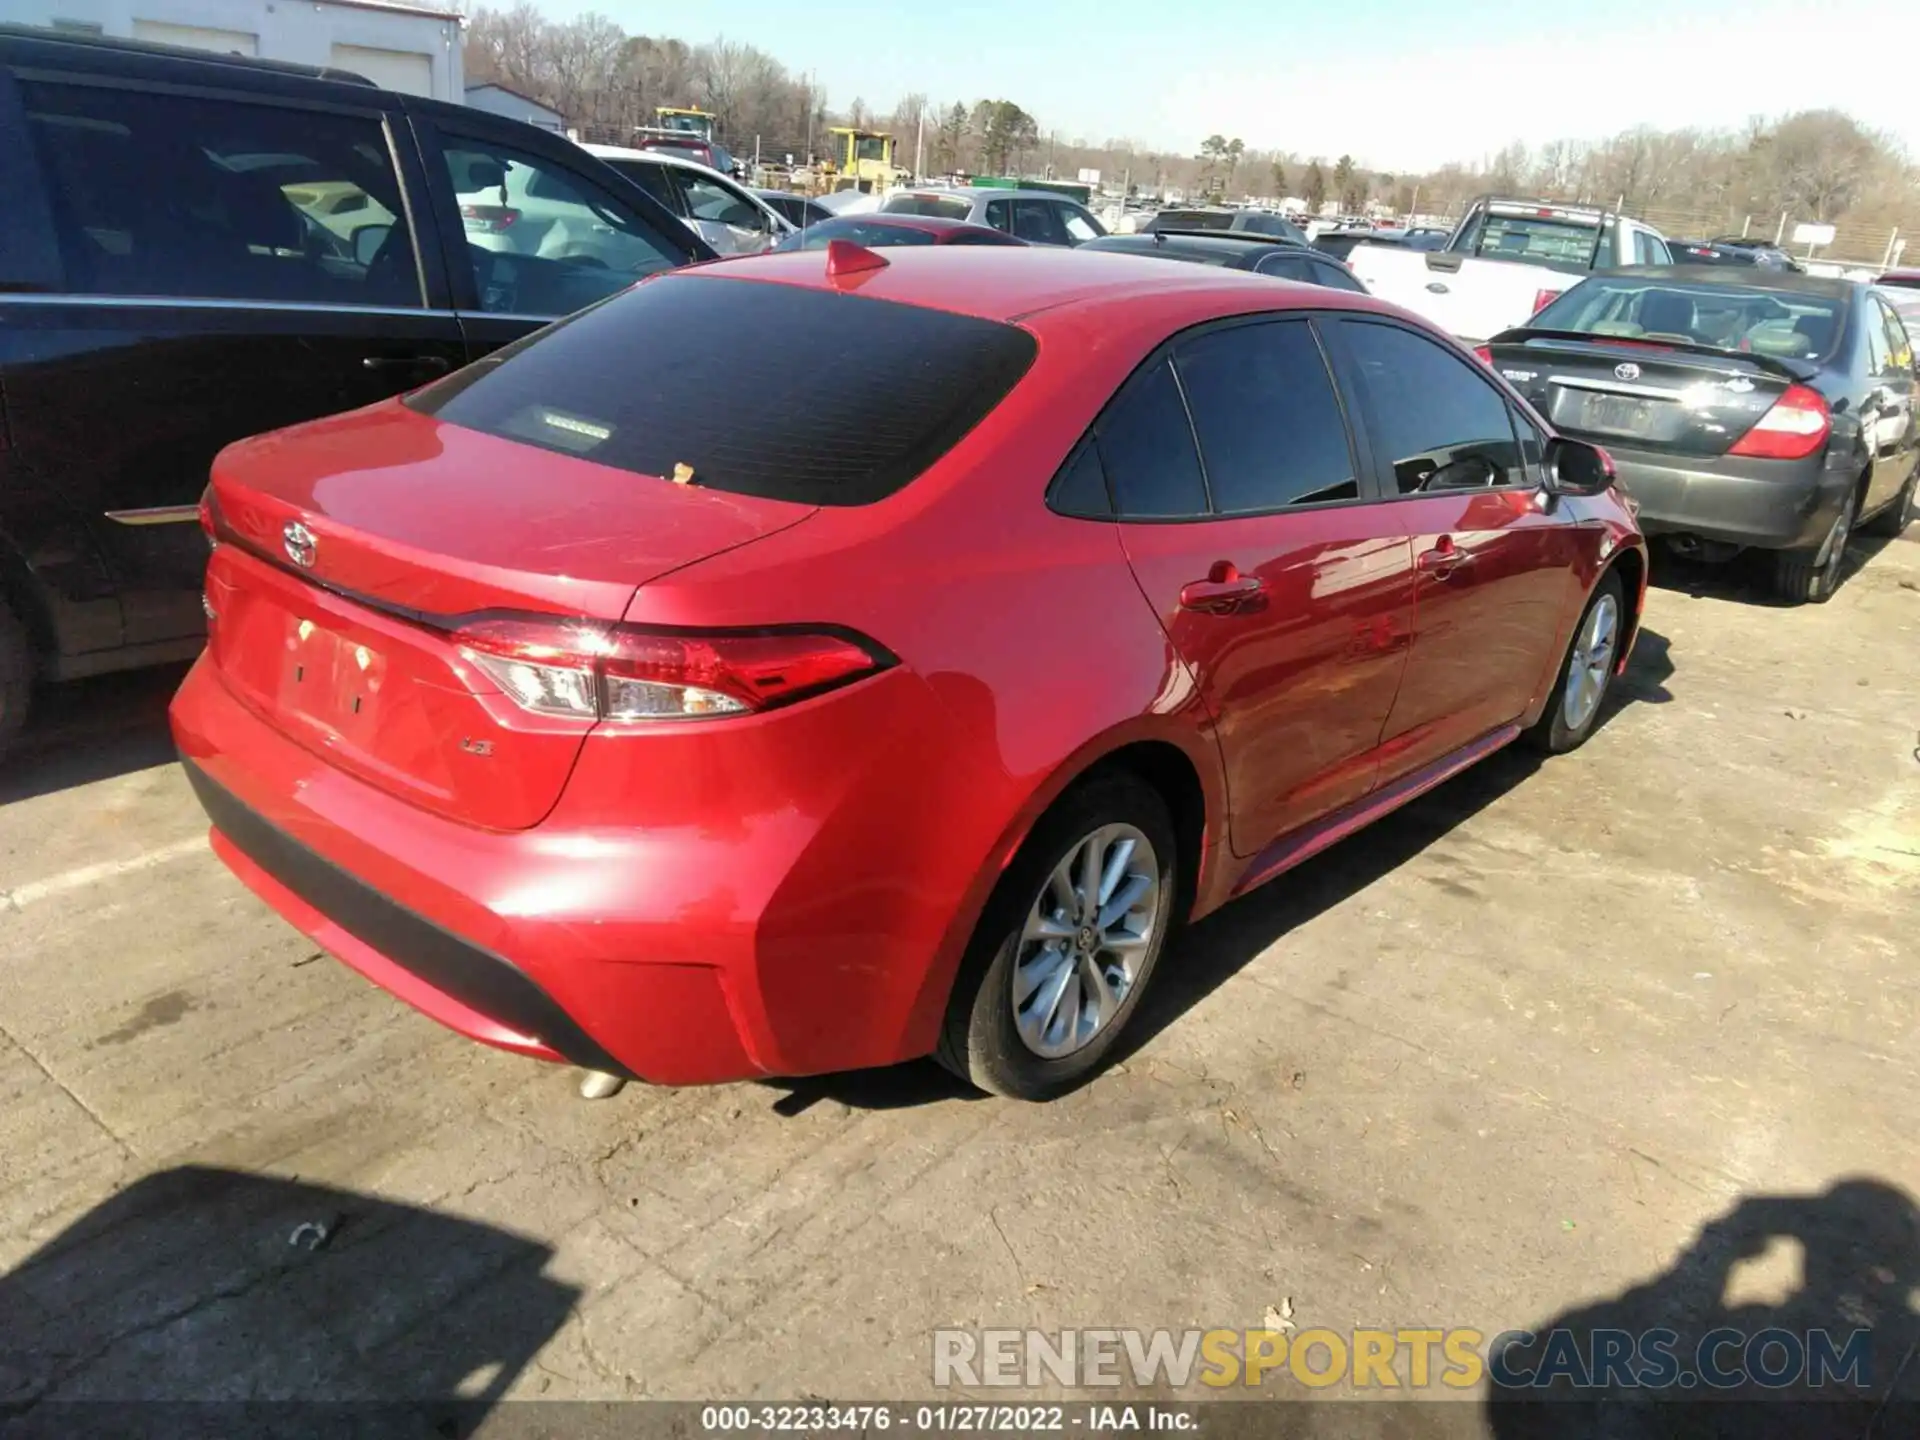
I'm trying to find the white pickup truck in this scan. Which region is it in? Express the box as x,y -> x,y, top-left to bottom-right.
1348,196 -> 1674,344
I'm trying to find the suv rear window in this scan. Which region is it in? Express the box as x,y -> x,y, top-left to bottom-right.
882,193 -> 974,221
407,275 -> 1037,506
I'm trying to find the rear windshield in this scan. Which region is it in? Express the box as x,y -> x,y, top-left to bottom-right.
1672,243 -> 1752,265
785,218 -> 940,250
1154,210 -> 1232,231
882,193 -> 973,221
1459,213 -> 1599,264
1535,276 -> 1847,363
406,275 -> 1037,506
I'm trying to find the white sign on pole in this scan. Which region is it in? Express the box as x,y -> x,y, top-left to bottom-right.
1077,168 -> 1101,185
1792,222 -> 1836,247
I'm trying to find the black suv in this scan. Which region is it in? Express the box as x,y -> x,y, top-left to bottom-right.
0,26 -> 714,756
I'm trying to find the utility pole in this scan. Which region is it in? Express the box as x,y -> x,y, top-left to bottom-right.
915,108 -> 925,180
805,71 -> 814,164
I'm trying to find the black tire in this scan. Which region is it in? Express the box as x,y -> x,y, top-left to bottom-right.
1863,470 -> 1916,539
0,598 -> 31,764
1524,569 -> 1626,755
1774,488 -> 1857,603
936,773 -> 1178,1101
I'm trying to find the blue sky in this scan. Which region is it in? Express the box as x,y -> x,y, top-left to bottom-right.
549,0 -> 1920,172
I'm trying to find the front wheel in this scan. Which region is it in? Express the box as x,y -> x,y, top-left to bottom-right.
937,774 -> 1177,1100
1524,570 -> 1625,754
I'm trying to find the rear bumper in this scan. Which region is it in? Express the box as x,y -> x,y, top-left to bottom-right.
170,649 -> 1007,1087
1603,444 -> 1853,551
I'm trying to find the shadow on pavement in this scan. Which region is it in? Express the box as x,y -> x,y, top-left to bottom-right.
0,663 -> 189,805
1647,531 -> 1903,607
1486,1178 -> 1920,1439
0,1166 -> 578,1433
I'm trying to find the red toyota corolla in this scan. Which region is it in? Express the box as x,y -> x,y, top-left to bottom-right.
172,243 -> 1646,1100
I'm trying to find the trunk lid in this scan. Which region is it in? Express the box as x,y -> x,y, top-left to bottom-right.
204,400 -> 815,830
1485,332 -> 1807,457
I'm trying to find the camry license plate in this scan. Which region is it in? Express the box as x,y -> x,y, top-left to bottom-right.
1575,392 -> 1657,438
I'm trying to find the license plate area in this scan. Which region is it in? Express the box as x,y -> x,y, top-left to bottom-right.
1566,390 -> 1659,438
281,617 -> 387,739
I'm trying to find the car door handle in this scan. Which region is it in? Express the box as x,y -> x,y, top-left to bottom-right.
1179,565 -> 1266,614
363,355 -> 452,374
1416,540 -> 1472,575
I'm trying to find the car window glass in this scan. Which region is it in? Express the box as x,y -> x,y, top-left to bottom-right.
1876,298 -> 1912,372
1049,439 -> 1112,517
1865,301 -> 1892,373
985,199 -> 1012,232
602,158 -> 684,214
1592,231 -> 1616,269
1174,321 -> 1357,512
1254,251 -> 1314,281
1510,405 -> 1546,478
1095,360 -> 1209,518
1010,200 -> 1066,245
442,140 -> 681,315
1062,207 -> 1102,243
19,81 -> 421,306
1644,234 -> 1672,265
1340,321 -> 1524,494
677,172 -> 766,231
1310,258 -> 1367,293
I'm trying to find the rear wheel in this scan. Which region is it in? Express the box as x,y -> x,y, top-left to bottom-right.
1524,570 -> 1625,755
1863,469 -> 1916,538
936,774 -> 1177,1100
1774,489 -> 1857,603
0,599 -> 31,764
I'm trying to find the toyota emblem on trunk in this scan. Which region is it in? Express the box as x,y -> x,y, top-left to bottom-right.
1614,362 -> 1642,380
283,521 -> 317,568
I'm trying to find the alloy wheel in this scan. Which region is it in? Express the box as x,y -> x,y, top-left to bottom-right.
1819,495 -> 1856,595
1010,824 -> 1160,1059
1562,590 -> 1620,733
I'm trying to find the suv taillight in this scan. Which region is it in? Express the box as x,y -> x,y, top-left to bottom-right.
453,616 -> 892,722
1727,384 -> 1831,461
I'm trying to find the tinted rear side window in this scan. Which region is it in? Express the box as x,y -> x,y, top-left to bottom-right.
407,276 -> 1037,506
1094,360 -> 1208,518
883,193 -> 973,221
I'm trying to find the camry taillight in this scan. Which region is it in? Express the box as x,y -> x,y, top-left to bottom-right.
1531,288 -> 1562,315
1727,384 -> 1831,461
1472,344 -> 1493,365
453,616 -> 892,722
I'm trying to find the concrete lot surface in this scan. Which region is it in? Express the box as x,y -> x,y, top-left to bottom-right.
2,532 -> 1917,1432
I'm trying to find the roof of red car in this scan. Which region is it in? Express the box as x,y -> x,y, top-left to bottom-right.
680,244 -> 1397,325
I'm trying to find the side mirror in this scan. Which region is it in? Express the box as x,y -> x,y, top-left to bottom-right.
1544,436 -> 1616,496
351,223 -> 392,268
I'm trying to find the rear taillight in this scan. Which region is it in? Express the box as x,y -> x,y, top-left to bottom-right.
1727,384 -> 1831,461
1472,345 -> 1493,365
198,487 -> 218,548
460,204 -> 521,233
1531,288 -> 1561,315
453,616 -> 892,722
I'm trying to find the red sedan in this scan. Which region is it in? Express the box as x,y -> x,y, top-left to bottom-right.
172,244 -> 1646,1100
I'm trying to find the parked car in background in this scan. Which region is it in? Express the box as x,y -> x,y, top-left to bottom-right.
1668,239 -> 1770,267
1142,207 -> 1308,245
772,215 -> 1027,251
1876,268 -> 1920,290
1081,230 -> 1366,291
633,133 -> 738,178
1483,268 -> 1917,601
1402,227 -> 1451,250
757,189 -> 835,229
1350,196 -> 1673,344
580,144 -> 791,255
1708,236 -> 1804,271
174,245 -> 1643,1100
0,24 -> 711,759
879,187 -> 1108,245
1312,227 -> 1391,262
